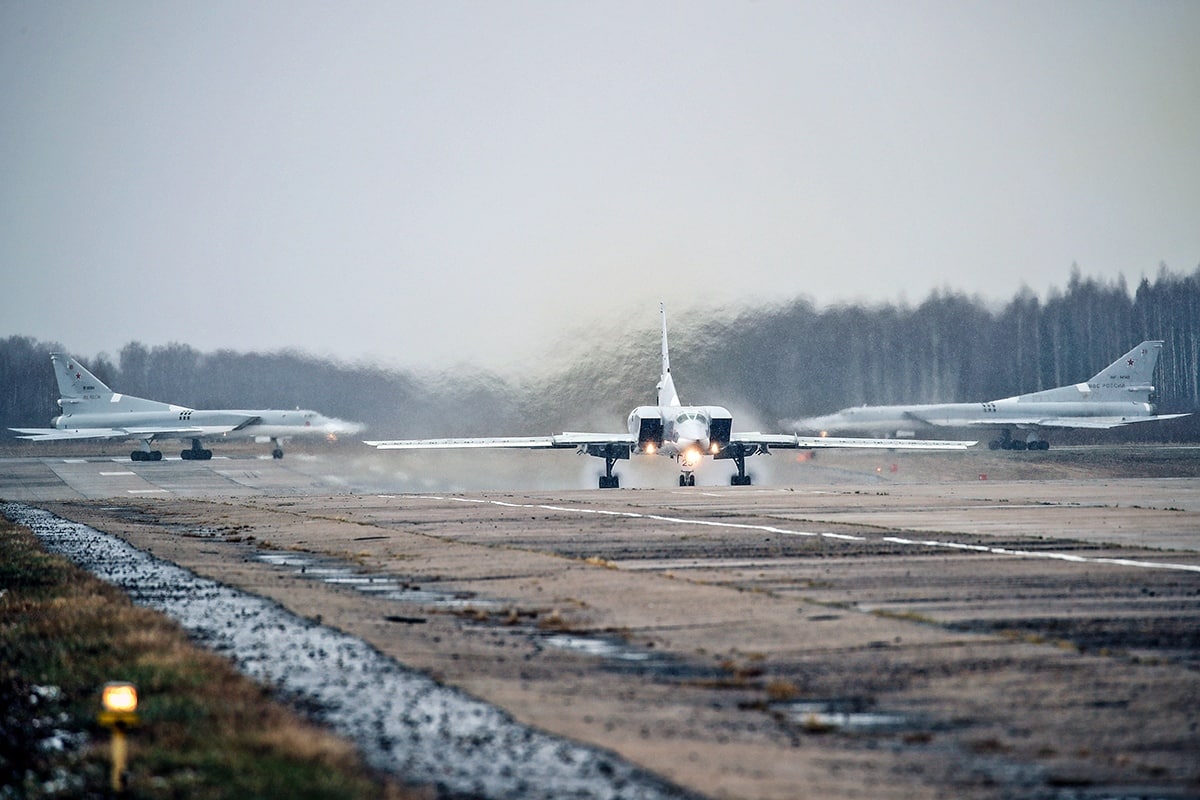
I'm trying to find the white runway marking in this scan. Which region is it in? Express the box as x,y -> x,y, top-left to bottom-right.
409,495 -> 1200,575
100,471 -> 136,476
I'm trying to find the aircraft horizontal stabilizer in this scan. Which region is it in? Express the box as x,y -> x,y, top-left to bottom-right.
11,424 -> 253,441
10,428 -> 129,441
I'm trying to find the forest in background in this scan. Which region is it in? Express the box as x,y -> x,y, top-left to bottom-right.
2,265 -> 1198,441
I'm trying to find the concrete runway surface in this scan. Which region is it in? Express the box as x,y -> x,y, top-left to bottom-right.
2,443 -> 1199,798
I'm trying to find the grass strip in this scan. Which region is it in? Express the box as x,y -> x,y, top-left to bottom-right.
0,515 -> 427,799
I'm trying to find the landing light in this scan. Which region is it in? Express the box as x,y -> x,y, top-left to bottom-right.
644,443 -> 656,455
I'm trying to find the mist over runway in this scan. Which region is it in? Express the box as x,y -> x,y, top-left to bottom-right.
2,444 -> 1199,796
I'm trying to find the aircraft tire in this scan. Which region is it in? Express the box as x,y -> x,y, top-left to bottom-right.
1011,440 -> 1027,451
988,440 -> 1002,450
131,451 -> 143,462
272,448 -> 284,459
181,449 -> 192,460
149,451 -> 162,461
598,475 -> 619,489
202,449 -> 213,459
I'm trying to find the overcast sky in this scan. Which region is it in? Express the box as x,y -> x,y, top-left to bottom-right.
3,1 -> 1198,371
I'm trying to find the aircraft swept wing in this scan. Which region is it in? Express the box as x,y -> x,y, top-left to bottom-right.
366,433 -> 974,452
365,304 -> 975,488
366,433 -> 636,450
11,353 -> 363,461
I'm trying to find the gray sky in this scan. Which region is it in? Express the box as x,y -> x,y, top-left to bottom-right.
3,1 -> 1198,371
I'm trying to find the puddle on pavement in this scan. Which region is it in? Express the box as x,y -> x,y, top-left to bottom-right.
538,633 -> 727,681
542,634 -> 654,661
253,551 -> 496,610
780,701 -> 909,732
253,550 -> 721,681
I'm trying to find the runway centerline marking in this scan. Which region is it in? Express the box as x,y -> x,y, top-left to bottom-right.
405,495 -> 1200,575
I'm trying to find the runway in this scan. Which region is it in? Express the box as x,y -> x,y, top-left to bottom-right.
3,444 -> 1200,798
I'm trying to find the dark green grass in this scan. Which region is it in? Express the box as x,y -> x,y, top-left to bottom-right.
0,516 -> 426,799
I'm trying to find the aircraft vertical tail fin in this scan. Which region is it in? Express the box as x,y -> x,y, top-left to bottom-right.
1086,340 -> 1164,402
657,302 -> 680,407
51,353 -> 113,402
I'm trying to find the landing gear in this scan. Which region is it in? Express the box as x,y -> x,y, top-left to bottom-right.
271,438 -> 284,459
988,431 -> 1050,452
598,452 -> 620,489
181,439 -> 213,460
678,473 -> 696,487
727,444 -> 752,486
130,449 -> 162,462
586,443 -> 630,488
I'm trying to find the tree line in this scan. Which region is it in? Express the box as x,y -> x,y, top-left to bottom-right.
2,265 -> 1198,441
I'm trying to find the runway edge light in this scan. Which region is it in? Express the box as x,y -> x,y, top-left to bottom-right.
99,681 -> 139,792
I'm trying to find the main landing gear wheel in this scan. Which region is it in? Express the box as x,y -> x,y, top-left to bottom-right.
726,443 -> 752,486
988,435 -> 1050,452
130,450 -> 163,462
597,450 -> 622,488
181,448 -> 213,460
272,448 -> 284,459
678,473 -> 696,487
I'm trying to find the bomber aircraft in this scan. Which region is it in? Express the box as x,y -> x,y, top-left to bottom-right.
789,341 -> 1189,451
364,304 -> 975,488
11,353 -> 364,461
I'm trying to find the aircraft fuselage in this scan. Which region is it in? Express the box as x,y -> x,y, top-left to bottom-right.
804,399 -> 1159,436
627,404 -> 733,467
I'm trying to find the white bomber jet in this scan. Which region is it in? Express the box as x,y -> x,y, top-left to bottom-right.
364,304 -> 975,488
10,353 -> 364,461
789,341 -> 1189,451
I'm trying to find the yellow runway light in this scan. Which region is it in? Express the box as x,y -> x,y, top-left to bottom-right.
98,682 -> 139,793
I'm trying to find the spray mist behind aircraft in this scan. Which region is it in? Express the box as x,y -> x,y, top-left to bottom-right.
366,304 -> 976,488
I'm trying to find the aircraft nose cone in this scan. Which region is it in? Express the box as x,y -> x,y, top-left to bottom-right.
675,420 -> 710,452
